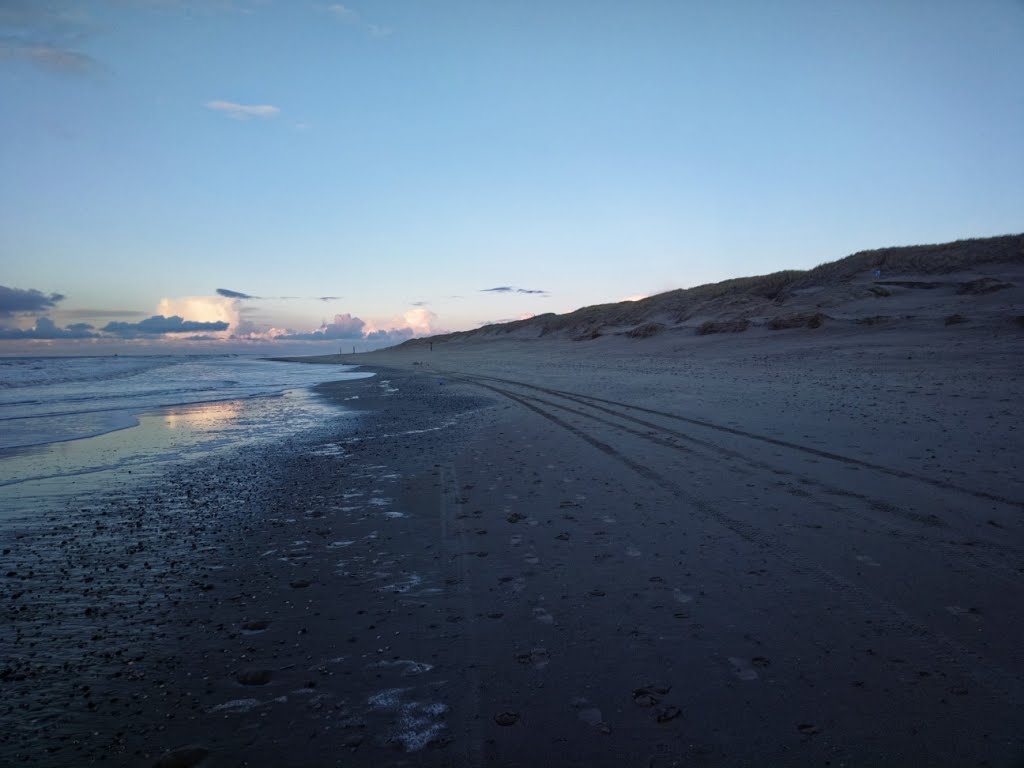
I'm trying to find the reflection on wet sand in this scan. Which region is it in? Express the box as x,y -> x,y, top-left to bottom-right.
161,399 -> 243,431
0,392 -> 341,514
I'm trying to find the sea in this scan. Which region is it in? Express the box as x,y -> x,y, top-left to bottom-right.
0,355 -> 372,515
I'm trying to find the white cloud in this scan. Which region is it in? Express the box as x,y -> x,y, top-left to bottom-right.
156,295 -> 238,337
325,3 -> 358,21
321,3 -> 391,37
205,100 -> 280,120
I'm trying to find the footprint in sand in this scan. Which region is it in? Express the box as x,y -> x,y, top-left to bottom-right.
946,605 -> 982,622
515,647 -> 550,669
727,657 -> 759,681
533,606 -> 554,624
573,697 -> 605,728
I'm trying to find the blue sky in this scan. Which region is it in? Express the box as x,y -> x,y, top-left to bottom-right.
2,0 -> 1022,352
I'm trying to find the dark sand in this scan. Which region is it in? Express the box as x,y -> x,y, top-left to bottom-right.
3,326 -> 1024,766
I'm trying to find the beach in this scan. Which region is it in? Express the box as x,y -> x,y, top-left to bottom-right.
2,321 -> 1022,766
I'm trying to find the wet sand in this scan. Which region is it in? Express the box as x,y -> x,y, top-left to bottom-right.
3,325 -> 1024,766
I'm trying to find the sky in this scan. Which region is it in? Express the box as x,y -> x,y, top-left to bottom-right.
1,0 -> 1022,354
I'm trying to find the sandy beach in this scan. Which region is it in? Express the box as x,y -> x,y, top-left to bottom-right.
3,311 -> 1022,766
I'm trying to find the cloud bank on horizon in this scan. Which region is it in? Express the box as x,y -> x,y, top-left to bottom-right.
0,284 -> 448,350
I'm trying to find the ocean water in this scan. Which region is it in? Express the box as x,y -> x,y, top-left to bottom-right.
0,355 -> 372,511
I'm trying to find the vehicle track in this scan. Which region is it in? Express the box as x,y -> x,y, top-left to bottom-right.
453,371 -> 1024,509
445,372 -> 1024,581
446,373 -> 1023,706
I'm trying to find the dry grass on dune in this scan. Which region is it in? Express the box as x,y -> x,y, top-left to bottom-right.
402,233 -> 1023,347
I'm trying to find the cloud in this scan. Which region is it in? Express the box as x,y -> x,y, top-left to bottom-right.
274,308 -> 440,344
102,315 -> 230,337
205,100 -> 280,120
364,327 -> 414,342
25,44 -> 93,72
325,3 -> 357,21
321,3 -> 392,37
0,41 -> 96,74
277,313 -> 366,341
157,296 -> 238,329
0,3 -> 97,75
361,307 -> 439,341
0,285 -> 65,316
481,286 -> 549,295
0,317 -> 97,339
217,287 -> 257,299
215,288 -> 340,301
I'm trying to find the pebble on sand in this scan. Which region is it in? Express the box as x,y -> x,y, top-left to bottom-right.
494,712 -> 519,726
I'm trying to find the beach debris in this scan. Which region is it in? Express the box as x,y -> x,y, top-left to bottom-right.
153,745 -> 210,768
494,711 -> 519,726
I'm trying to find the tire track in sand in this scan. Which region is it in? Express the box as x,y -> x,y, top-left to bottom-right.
448,374 -> 1022,709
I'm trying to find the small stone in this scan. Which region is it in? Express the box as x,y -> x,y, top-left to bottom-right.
797,723 -> 820,735
290,579 -> 312,589
494,711 -> 519,726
